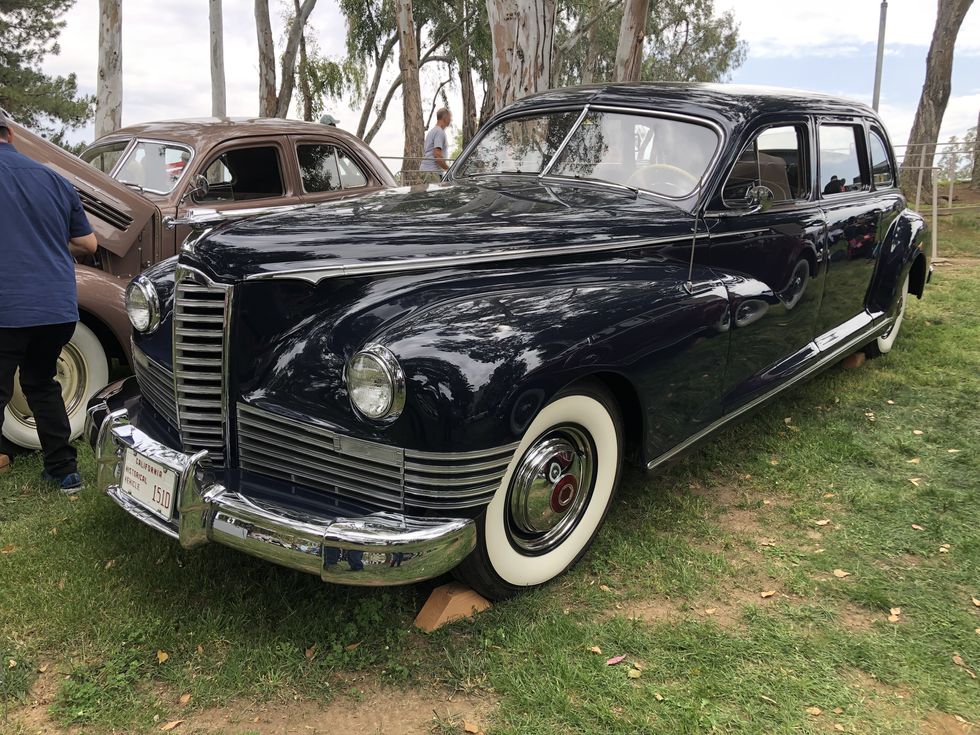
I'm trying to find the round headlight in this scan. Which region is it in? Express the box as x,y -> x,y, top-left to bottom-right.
125,276 -> 160,334
346,345 -> 405,422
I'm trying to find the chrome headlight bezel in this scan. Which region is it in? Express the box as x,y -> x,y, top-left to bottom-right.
125,275 -> 161,334
345,344 -> 406,423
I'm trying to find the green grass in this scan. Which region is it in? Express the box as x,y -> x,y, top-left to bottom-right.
2,253 -> 979,733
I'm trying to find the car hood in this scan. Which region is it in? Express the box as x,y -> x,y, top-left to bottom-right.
189,178 -> 695,283
7,117 -> 158,258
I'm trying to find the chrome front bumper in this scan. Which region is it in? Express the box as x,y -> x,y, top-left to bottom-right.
86,397 -> 476,586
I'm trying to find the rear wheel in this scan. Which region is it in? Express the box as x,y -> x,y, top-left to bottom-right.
453,380 -> 624,600
2,323 -> 109,450
867,273 -> 909,358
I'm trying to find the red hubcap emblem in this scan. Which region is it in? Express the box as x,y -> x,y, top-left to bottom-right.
550,475 -> 578,513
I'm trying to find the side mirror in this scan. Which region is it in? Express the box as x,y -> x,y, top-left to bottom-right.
180,174 -> 210,205
745,184 -> 774,213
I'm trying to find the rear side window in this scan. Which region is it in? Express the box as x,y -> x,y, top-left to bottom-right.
81,141 -> 129,173
819,125 -> 866,196
196,146 -> 284,202
724,125 -> 808,204
298,144 -> 369,192
869,130 -> 894,189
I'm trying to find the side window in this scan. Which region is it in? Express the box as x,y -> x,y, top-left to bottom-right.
819,125 -> 866,196
196,146 -> 284,202
298,144 -> 370,192
868,130 -> 895,189
723,125 -> 807,204
81,141 -> 129,173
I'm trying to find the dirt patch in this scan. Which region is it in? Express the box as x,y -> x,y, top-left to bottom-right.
922,711 -> 976,734
179,685 -> 496,735
4,660 -> 79,735
834,602 -> 876,633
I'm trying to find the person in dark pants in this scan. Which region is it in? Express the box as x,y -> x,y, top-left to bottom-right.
0,121 -> 98,492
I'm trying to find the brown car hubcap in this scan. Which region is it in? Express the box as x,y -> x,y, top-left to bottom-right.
7,344 -> 88,429
506,426 -> 595,554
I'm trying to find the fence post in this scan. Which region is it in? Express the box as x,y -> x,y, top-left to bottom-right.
948,152 -> 955,206
915,146 -> 925,211
932,171 -> 938,261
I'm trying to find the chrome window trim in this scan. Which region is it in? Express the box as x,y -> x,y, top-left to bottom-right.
81,136 -> 136,176
112,137 -> 196,195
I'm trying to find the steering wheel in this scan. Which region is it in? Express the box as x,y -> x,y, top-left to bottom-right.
627,164 -> 699,195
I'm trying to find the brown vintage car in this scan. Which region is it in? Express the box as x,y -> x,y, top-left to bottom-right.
4,114 -> 395,449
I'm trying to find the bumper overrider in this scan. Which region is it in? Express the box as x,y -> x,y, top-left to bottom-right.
84,378 -> 476,586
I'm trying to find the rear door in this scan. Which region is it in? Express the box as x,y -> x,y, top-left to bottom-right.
7,117 -> 158,262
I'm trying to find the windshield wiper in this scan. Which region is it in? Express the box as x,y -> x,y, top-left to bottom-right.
118,180 -> 144,192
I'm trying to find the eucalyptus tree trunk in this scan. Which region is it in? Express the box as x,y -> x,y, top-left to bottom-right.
900,0 -> 974,196
95,0 -> 122,138
255,0 -> 277,116
273,0 -> 318,117
486,0 -> 556,108
397,0 -> 425,178
459,0 -> 479,145
971,107 -> 980,189
614,0 -> 649,82
209,0 -> 226,117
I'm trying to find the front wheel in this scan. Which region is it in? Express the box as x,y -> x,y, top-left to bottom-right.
454,380 -> 624,600
2,322 -> 109,450
867,273 -> 910,358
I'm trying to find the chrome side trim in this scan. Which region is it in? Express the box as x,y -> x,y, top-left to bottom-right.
165,203 -> 315,229
646,316 -> 892,470
246,232 -> 704,284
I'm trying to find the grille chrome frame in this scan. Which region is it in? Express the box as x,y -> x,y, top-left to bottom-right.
132,346 -> 178,430
237,402 -> 517,513
173,266 -> 231,464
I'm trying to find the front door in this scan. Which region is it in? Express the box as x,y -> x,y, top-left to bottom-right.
704,121 -> 828,411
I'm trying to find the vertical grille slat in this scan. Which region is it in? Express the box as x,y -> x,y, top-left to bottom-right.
132,349 -> 178,430
173,274 -> 229,464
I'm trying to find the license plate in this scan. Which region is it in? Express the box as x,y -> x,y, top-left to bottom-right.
120,448 -> 179,521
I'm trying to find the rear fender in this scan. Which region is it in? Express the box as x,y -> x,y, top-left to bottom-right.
867,209 -> 927,314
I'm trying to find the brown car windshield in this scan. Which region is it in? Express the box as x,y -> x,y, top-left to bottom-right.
112,140 -> 193,194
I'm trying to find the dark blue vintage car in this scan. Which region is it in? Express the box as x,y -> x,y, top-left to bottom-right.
85,83 -> 929,599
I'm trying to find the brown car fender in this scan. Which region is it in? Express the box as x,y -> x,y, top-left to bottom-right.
75,264 -> 133,365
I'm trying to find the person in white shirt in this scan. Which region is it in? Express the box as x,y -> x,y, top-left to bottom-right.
419,108 -> 452,184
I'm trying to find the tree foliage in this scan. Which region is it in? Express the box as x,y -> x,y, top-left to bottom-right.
555,0 -> 745,87
935,126 -> 976,183
0,0 -> 93,136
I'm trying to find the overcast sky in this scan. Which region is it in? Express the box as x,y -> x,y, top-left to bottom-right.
40,0 -> 980,160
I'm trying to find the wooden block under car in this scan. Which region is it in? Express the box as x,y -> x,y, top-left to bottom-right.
414,582 -> 492,632
842,352 -> 866,370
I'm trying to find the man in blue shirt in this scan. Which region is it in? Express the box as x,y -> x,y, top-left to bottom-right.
0,121 -> 97,492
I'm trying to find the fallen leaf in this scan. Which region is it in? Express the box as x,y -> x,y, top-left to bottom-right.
890,607 -> 902,616
760,540 -> 776,547
947,448 -> 960,453
704,608 -> 717,615
463,720 -> 480,734
627,667 -> 642,679
908,478 -> 921,487
654,692 -> 664,701
160,721 -> 183,732
179,693 -> 191,705
305,645 -> 317,659
975,628 -> 979,636
833,569 -> 852,578
759,695 -> 778,705
911,524 -> 924,531
806,706 -> 823,716
972,597 -> 980,607
589,645 -> 602,654
37,664 -> 48,673
815,519 -> 831,526
906,457 -> 920,465
104,559 -> 116,569
954,715 -> 969,724
156,650 -> 170,664
769,458 -> 780,465
913,429 -> 924,435
952,654 -> 976,679
888,614 -> 900,623
939,544 -> 951,554
599,584 -> 611,592
834,725 -> 845,732
886,400 -> 895,405
823,492 -> 836,499
0,544 -> 16,554
760,590 -> 776,599
783,417 -> 793,425
7,659 -> 16,669
605,654 -> 626,666
345,642 -> 361,652
814,548 -> 826,554
833,708 -> 844,715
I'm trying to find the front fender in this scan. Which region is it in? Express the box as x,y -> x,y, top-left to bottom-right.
867,209 -> 927,315
75,264 -> 131,362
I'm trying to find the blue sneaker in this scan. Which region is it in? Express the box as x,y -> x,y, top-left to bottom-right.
42,470 -> 83,494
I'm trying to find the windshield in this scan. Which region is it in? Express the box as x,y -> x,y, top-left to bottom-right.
456,108 -> 719,199
112,140 -> 193,194
80,140 -> 130,173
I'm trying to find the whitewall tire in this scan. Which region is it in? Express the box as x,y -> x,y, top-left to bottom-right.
870,273 -> 910,357
454,380 -> 624,600
2,322 -> 109,450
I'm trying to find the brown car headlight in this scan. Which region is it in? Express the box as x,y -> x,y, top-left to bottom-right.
346,344 -> 405,423
125,276 -> 160,334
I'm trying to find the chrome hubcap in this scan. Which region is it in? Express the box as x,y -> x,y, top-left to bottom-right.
507,426 -> 595,554
8,344 -> 88,429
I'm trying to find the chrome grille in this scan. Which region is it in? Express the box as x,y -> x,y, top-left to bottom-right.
132,347 -> 178,429
173,273 -> 230,463
237,403 -> 517,512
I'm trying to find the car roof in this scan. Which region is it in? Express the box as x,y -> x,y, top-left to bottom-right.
89,117 -> 365,150
503,82 -> 877,127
